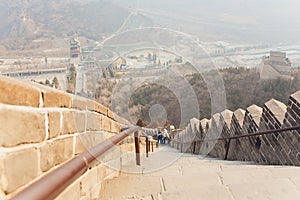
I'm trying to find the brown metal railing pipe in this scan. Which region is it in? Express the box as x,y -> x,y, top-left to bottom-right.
209,125 -> 300,142
134,131 -> 141,166
146,137 -> 149,157
11,126 -> 139,200
172,125 -> 300,144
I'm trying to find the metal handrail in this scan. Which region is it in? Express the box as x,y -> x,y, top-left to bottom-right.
11,126 -> 139,200
172,125 -> 300,143
171,125 -> 300,159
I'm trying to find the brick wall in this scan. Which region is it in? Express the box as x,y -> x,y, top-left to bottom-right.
0,76 -> 135,199
172,90 -> 300,166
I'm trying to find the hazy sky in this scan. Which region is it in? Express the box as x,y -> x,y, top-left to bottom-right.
109,0 -> 300,44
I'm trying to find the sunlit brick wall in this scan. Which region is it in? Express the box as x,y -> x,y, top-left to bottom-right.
0,75 -> 134,200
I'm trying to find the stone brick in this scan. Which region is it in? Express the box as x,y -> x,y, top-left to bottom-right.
75,132 -> 107,155
80,167 -> 98,198
95,102 -> 108,115
200,118 -> 209,138
62,111 -> 85,134
120,143 -> 134,152
72,95 -> 95,111
220,109 -> 233,128
48,112 -> 61,139
55,178 -> 80,200
39,136 -> 74,172
111,121 -> 120,134
75,135 -> 87,155
107,148 -> 121,171
43,91 -> 72,108
0,76 -> 41,107
0,148 -> 40,193
264,99 -> 287,124
32,82 -> 72,108
101,116 -> 112,132
246,104 -> 263,126
107,109 -> 115,119
232,109 -> 245,128
0,108 -> 46,147
98,166 -> 107,182
86,113 -> 101,131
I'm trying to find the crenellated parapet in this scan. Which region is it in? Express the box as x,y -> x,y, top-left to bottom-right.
228,108 -> 245,160
174,90 -> 300,166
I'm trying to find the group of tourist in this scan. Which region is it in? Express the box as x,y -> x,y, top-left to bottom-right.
157,128 -> 170,144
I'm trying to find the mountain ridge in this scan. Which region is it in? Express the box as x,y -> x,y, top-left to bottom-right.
0,0 -> 130,53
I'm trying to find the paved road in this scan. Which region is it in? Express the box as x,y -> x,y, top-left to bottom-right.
100,146 -> 300,200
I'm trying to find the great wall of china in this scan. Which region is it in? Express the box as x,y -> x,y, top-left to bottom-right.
0,75 -> 299,199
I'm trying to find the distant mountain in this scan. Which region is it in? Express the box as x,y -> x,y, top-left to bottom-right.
0,0 -> 130,52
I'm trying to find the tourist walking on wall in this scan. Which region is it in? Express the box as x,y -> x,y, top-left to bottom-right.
157,130 -> 163,144
162,128 -> 169,144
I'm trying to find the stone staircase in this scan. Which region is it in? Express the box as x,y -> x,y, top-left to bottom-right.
99,146 -> 300,200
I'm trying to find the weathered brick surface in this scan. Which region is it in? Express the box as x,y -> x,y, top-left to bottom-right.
55,178 -> 81,200
111,121 -> 120,134
210,110 -> 233,159
39,136 -> 74,172
188,118 -> 201,154
200,118 -> 209,139
61,111 -> 85,134
48,112 -> 61,139
72,95 -> 95,111
192,118 -> 209,154
0,76 -> 40,107
80,167 -> 98,198
241,105 -> 262,162
98,166 -> 107,181
0,76 -> 142,198
107,109 -> 114,119
32,82 -> 72,108
101,115 -> 112,133
43,91 -> 72,108
257,99 -> 287,165
228,109 -> 245,160
0,148 -> 40,193
182,125 -> 194,153
0,108 -> 46,147
281,91 -> 300,165
120,143 -> 135,152
202,113 -> 223,157
95,102 -> 108,115
115,114 -> 131,125
86,113 -> 101,131
75,132 -> 107,155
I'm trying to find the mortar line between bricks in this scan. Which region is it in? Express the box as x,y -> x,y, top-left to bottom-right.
45,112 -> 49,140
0,103 -> 115,118
0,134 -> 76,154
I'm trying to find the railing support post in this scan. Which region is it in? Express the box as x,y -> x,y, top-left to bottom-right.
146,137 -> 149,158
134,131 -> 141,165
151,141 -> 154,152
224,139 -> 231,160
